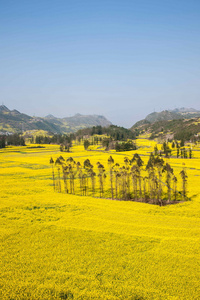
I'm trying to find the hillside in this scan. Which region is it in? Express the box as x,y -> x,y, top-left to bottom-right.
44,113 -> 111,132
171,107 -> 200,118
131,108 -> 200,141
0,106 -> 111,134
132,108 -> 200,128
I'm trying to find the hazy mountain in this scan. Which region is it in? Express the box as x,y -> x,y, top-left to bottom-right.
169,108 -> 200,119
171,107 -> 199,113
131,108 -> 200,141
145,110 -> 183,123
0,106 -> 112,134
45,114 -> 56,119
0,105 -> 10,113
131,108 -> 200,129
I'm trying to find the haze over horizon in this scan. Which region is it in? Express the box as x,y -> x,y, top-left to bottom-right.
1,0 -> 200,127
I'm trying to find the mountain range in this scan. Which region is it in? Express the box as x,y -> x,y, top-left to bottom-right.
131,108 -> 200,128
1,105 -> 200,141
131,108 -> 200,141
0,105 -> 111,134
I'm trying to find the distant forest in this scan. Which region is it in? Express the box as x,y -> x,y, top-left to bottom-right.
0,134 -> 25,148
76,125 -> 138,140
28,125 -> 138,152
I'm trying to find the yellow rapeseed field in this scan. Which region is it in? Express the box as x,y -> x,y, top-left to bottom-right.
0,139 -> 200,299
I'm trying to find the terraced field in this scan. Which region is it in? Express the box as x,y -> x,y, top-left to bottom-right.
0,140 -> 200,299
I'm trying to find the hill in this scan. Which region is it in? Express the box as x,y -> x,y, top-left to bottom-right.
132,108 -> 200,129
131,108 -> 200,141
170,107 -> 200,118
0,105 -> 111,134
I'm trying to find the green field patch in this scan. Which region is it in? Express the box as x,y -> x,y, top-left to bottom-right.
13,163 -> 50,169
27,146 -> 46,149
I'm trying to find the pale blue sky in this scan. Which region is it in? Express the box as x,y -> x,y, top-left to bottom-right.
1,0 -> 200,127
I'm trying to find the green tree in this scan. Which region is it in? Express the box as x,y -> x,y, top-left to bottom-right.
180,139 -> 185,147
189,148 -> 192,159
84,139 -> 90,150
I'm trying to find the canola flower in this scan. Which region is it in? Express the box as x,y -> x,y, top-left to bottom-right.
51,152 -> 187,205
0,140 -> 200,299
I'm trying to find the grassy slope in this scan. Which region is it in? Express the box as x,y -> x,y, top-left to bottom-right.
132,117 -> 200,141
0,141 -> 200,299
